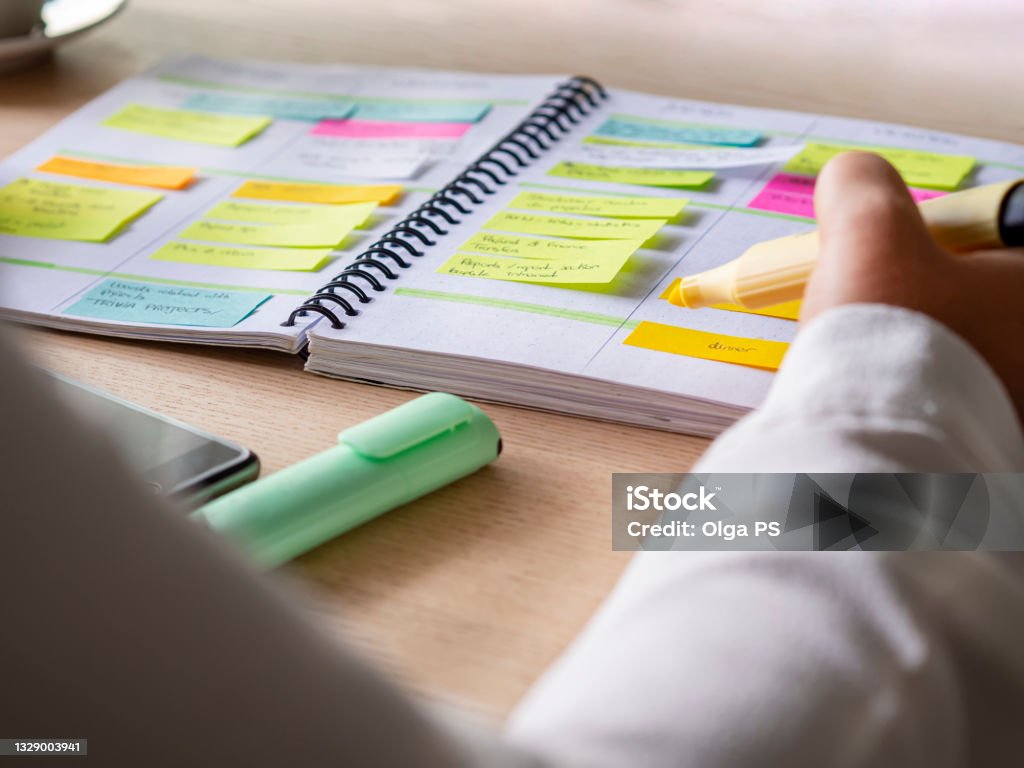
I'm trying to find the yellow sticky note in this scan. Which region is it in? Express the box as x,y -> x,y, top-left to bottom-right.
713,300 -> 802,321
180,219 -> 354,248
461,232 -> 645,261
150,241 -> 331,271
658,277 -> 801,321
36,156 -> 196,190
206,200 -> 376,228
102,104 -> 271,147
0,210 -> 125,242
784,143 -> 975,190
509,191 -> 688,219
484,210 -> 665,240
624,322 -> 789,370
548,161 -> 714,189
0,178 -> 162,222
232,180 -> 402,205
438,251 -> 631,284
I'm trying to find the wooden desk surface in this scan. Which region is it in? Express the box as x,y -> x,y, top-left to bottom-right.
3,0 -> 1022,720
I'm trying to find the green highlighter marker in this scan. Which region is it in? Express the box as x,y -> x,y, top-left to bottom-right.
194,393 -> 501,567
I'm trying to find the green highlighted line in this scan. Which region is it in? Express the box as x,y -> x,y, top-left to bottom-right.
156,74 -> 528,107
394,287 -> 638,329
517,182 -> 814,223
0,255 -> 308,295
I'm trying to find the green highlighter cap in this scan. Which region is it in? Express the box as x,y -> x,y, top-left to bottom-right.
194,393 -> 501,567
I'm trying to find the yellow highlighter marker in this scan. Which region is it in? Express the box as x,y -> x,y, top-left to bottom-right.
670,179 -> 1024,310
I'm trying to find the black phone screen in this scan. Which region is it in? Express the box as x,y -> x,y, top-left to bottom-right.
48,372 -> 256,499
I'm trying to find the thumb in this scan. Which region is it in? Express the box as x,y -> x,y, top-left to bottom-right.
814,151 -> 935,269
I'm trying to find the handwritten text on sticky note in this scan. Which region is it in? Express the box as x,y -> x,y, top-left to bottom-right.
624,322 -> 789,370
509,191 -> 687,219
0,178 -> 162,241
63,279 -> 271,328
352,101 -> 491,123
438,251 -> 631,284
180,219 -> 355,248
150,242 -> 332,272
206,200 -> 376,228
182,93 -> 355,122
784,143 -> 974,190
103,104 -> 272,147
595,117 -> 762,147
484,210 -> 665,240
747,172 -> 946,219
461,232 -> 645,261
548,162 -> 714,189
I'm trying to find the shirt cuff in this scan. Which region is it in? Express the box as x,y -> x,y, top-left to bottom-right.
699,304 -> 1024,472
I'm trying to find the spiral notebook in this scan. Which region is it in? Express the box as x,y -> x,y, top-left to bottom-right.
1,56 -> 1020,434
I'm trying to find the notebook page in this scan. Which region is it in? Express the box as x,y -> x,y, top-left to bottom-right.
307,88 -> 1024,413
0,56 -> 564,348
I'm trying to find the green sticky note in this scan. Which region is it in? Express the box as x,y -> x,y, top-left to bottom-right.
353,101 -> 491,122
595,117 -> 762,147
150,241 -> 333,271
582,136 -> 703,150
547,162 -> 714,189
103,104 -> 272,147
784,142 -> 975,190
182,93 -> 355,122
461,232 -> 645,261
438,251 -> 631,284
180,219 -> 355,248
483,210 -> 665,240
0,210 -> 124,242
205,200 -> 376,228
63,279 -> 271,328
0,178 -> 162,222
509,191 -> 688,219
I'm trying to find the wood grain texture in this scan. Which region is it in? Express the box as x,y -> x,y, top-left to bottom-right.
3,0 -> 1020,720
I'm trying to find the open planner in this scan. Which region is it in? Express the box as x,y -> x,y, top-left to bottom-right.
2,56 -> 1022,435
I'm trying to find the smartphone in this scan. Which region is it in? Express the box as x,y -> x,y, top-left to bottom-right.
48,371 -> 259,503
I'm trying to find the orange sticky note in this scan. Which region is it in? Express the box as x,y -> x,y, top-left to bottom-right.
37,156 -> 196,190
232,180 -> 402,206
624,321 -> 789,370
658,277 -> 801,321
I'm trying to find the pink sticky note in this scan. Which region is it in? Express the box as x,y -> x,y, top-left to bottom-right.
311,118 -> 472,139
748,173 -> 946,219
748,187 -> 815,218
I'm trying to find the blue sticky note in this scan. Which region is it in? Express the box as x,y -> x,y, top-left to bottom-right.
595,118 -> 762,147
352,100 -> 491,123
182,93 -> 356,122
64,279 -> 272,328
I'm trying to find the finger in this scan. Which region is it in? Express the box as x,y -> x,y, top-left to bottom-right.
814,151 -> 936,266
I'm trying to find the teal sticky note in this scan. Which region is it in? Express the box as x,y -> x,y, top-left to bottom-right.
63,279 -> 272,328
181,93 -> 356,122
595,118 -> 762,147
352,100 -> 491,123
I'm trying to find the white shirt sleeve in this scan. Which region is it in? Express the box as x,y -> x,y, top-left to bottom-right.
506,305 -> 1024,768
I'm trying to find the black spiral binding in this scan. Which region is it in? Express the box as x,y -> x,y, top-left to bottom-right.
282,76 -> 609,335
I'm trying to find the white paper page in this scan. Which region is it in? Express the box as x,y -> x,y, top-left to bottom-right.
0,56 -> 563,343
310,87 -> 1024,411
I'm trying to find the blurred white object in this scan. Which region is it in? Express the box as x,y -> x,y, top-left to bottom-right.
0,0 -> 127,72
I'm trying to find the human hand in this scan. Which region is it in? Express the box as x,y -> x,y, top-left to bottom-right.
803,151 -> 1024,417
